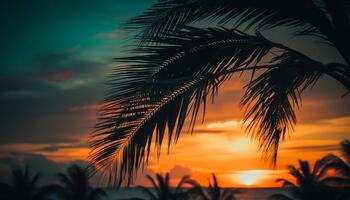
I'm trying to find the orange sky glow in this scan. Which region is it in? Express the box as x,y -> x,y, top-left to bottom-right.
1,75 -> 348,188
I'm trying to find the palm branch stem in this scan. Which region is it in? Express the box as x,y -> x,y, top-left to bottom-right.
154,65 -> 277,85
156,63 -> 350,91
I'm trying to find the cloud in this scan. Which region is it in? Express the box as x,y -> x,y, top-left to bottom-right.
95,29 -> 125,40
206,120 -> 242,129
0,47 -> 109,145
0,74 -> 57,97
37,146 -> 60,152
284,144 -> 340,152
132,165 -> 193,187
37,55 -> 106,90
36,143 -> 89,152
169,165 -> 192,179
0,82 -> 101,144
69,103 -> 101,112
0,46 -> 107,97
181,128 -> 227,134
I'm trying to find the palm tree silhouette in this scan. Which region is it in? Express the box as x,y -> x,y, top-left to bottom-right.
0,166 -> 52,200
88,0 -> 350,185
136,173 -> 195,200
268,159 -> 337,200
323,139 -> 350,185
320,139 -> 350,199
50,165 -> 106,200
192,174 -> 237,200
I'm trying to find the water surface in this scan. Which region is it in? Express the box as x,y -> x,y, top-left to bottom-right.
103,188 -> 289,200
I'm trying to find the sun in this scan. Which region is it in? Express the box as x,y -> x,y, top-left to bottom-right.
240,174 -> 256,186
234,170 -> 268,186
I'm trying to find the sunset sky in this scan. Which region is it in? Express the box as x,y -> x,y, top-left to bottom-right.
1,0 -> 350,188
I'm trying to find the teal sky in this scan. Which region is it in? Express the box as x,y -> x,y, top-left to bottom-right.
1,0 -> 156,72
0,0 -> 158,145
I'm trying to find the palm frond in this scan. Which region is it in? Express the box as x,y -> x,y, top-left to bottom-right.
182,178 -> 205,199
323,0 -> 349,32
138,185 -> 158,200
11,166 -> 41,192
276,178 -> 297,188
174,175 -> 190,194
30,173 -> 40,188
137,173 -> 191,200
272,159 -> 340,200
208,174 -> 221,200
88,188 -> 107,200
202,174 -> 237,200
221,188 -> 238,200
241,54 -> 323,164
322,154 -> 350,178
88,25 -> 350,185
88,27 -> 277,186
340,139 -> 350,164
53,165 -> 103,200
126,0 -> 332,41
156,173 -> 171,198
145,175 -> 158,190
320,176 -> 350,186
56,173 -> 74,191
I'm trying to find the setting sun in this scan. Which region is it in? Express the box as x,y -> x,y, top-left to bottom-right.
240,174 -> 256,186
233,170 -> 276,187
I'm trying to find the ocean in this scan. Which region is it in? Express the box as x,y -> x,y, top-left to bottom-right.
102,188 -> 289,200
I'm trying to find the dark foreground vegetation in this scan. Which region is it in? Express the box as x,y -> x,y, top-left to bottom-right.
1,140 -> 349,200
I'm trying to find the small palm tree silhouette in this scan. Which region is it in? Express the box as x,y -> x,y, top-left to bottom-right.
136,173 -> 194,200
320,139 -> 350,199
268,159 -> 336,200
50,165 -> 106,200
192,174 -> 237,200
88,0 -> 350,185
323,140 -> 350,184
0,166 -> 52,200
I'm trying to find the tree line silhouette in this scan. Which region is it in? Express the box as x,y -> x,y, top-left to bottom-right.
1,139 -> 349,200
0,165 -> 106,200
